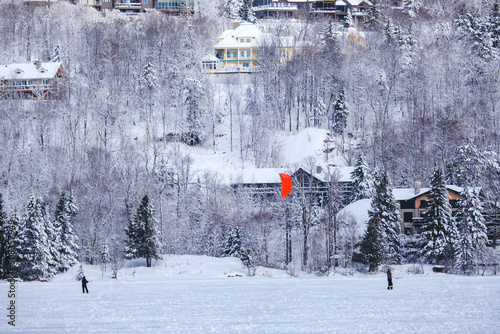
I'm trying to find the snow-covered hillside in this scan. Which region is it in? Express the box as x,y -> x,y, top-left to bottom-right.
2,255 -> 499,333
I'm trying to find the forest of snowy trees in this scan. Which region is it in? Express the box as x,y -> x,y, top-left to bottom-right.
1,0 -> 500,280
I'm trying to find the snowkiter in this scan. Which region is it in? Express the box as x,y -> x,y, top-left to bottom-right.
82,276 -> 89,293
387,269 -> 393,290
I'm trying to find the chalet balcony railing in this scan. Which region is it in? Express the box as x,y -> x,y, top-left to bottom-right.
114,1 -> 142,9
156,0 -> 194,10
0,80 -> 53,92
252,3 -> 298,11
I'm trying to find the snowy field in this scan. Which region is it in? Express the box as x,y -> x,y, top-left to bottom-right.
1,256 -> 499,334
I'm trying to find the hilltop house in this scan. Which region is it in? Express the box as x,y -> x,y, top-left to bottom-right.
310,0 -> 372,21
202,22 -> 306,73
0,61 -> 65,99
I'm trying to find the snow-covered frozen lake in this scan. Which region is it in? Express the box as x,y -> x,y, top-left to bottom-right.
1,256 -> 499,333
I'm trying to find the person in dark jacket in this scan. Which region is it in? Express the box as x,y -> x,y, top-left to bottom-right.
82,276 -> 89,293
387,269 -> 393,290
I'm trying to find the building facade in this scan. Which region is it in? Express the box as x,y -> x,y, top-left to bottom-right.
0,61 -> 65,99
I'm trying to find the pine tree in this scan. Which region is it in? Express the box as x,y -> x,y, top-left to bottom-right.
359,214 -> 386,272
447,140 -> 485,186
456,12 -> 495,59
365,3 -> 383,31
54,191 -> 79,272
455,186 -> 488,273
312,97 -> 326,127
343,10 -> 354,28
320,20 -> 339,53
332,87 -> 349,135
240,247 -> 254,276
489,2 -> 500,49
51,44 -> 61,62
125,195 -> 163,267
225,0 -> 243,20
140,62 -> 158,90
0,194 -> 10,279
349,155 -> 374,203
238,0 -> 256,23
101,240 -> 110,274
420,168 -> 454,265
15,196 -> 55,281
223,226 -> 242,258
184,77 -> 204,144
76,264 -> 84,281
402,0 -> 420,18
360,170 -> 403,271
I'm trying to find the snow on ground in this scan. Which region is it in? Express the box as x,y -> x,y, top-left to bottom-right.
168,127 -> 344,185
1,255 -> 499,333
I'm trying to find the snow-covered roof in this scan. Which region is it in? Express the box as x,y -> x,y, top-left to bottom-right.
346,0 -> 372,6
214,22 -> 263,49
392,185 -> 464,201
0,61 -> 62,80
201,54 -> 219,61
236,168 -> 282,184
232,166 -> 354,185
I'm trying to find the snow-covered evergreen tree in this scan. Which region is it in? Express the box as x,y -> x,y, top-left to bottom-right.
332,87 -> 349,135
312,97 -> 326,127
349,155 -> 374,203
240,247 -> 254,275
51,44 -> 61,62
420,168 -> 454,265
446,140 -> 485,187
140,62 -> 158,90
100,240 -> 110,274
238,0 -> 256,23
0,194 -> 9,279
125,195 -> 163,267
359,213 -> 385,272
489,2 -> 500,48
320,20 -> 339,53
225,0 -> 243,21
360,169 -> 403,271
343,10 -> 354,28
456,12 -> 495,59
54,191 -> 79,272
223,226 -> 242,258
15,195 -> 55,281
365,2 -> 383,31
76,264 -> 84,281
455,186 -> 488,273
402,0 -> 421,18
184,77 -> 204,144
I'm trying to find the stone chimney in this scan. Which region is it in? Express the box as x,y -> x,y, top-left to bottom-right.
414,181 -> 421,195
34,60 -> 41,69
316,166 -> 323,174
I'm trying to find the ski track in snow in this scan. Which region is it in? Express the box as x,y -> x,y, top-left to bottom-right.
1,272 -> 499,333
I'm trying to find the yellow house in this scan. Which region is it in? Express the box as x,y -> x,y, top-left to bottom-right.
202,22 -> 303,73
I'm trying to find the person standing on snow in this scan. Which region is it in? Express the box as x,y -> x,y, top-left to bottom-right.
82,276 -> 89,293
387,269 -> 393,290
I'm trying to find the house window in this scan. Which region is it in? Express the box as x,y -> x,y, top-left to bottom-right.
240,50 -> 245,57
246,50 -> 251,57
242,62 -> 249,68
246,38 -> 250,43
403,212 -> 413,223
232,50 -> 237,58
227,51 -> 232,59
